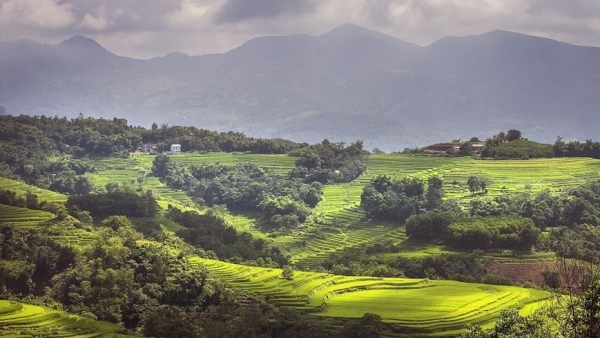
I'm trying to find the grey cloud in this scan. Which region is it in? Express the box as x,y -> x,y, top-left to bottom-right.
213,0 -> 316,24
528,0 -> 600,19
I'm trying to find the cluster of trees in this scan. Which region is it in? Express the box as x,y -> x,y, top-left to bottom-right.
469,180 -> 600,230
467,174 -> 493,194
0,189 -> 43,210
401,179 -> 600,253
474,129 -> 600,160
66,190 -> 158,218
0,114 -> 309,196
153,156 -> 323,229
0,224 -> 77,295
405,213 -> 540,250
316,245 -> 514,285
288,140 -> 368,184
144,122 -> 301,154
0,114 -> 302,159
549,224 -> 600,262
553,136 -> 600,158
477,130 -> 554,159
48,220 -> 234,329
0,217 -> 395,337
360,175 -> 445,223
484,139 -> 554,159
167,207 -> 289,267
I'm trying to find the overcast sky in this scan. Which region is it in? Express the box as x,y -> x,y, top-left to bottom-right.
1,0 -> 599,59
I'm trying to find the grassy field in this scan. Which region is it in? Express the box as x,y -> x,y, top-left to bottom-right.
0,300 -> 130,337
190,257 -> 549,335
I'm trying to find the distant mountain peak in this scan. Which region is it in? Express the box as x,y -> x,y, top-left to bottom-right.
321,23 -> 384,38
59,35 -> 110,54
162,52 -> 191,60
320,23 -> 418,48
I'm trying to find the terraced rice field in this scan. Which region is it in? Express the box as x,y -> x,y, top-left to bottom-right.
88,156 -> 196,210
50,228 -> 100,247
290,156 -> 600,265
190,257 -> 549,335
87,154 -> 600,267
438,157 -> 600,200
0,300 -> 129,337
167,152 -> 298,175
0,204 -> 55,227
0,177 -> 67,203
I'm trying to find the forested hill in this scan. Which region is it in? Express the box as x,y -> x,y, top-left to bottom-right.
2,24 -> 600,151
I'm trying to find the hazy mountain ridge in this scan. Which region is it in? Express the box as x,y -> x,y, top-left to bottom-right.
1,24 -> 599,151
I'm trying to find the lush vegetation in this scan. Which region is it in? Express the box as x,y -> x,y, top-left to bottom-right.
6,115 -> 600,336
432,129 -> 600,161
360,175 -> 444,223
0,300 -> 128,337
406,213 -> 540,250
288,139 -> 368,184
167,206 -> 290,266
152,155 -> 323,229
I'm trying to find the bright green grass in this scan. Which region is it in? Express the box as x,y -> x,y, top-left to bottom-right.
190,257 -> 549,334
0,205 -> 55,227
0,300 -> 130,337
0,177 -> 67,203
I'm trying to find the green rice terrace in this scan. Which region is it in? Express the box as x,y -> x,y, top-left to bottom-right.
74,152 -> 600,334
0,204 -> 55,227
0,177 -> 67,203
189,257 -> 549,335
86,153 -> 600,268
0,300 -> 129,338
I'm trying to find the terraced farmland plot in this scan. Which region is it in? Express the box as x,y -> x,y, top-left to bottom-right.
287,156 -> 461,266
89,154 -> 600,267
90,170 -> 194,210
438,157 -> 600,200
190,257 -> 548,334
167,152 -> 298,175
364,156 -> 600,202
0,300 -> 129,337
88,152 -> 298,210
0,177 -> 67,203
0,205 -> 55,227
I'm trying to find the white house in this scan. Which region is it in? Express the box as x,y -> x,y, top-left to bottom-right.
170,144 -> 181,154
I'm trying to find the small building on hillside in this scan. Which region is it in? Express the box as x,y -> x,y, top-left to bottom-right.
423,141 -> 487,155
424,142 -> 462,154
170,144 -> 181,154
141,143 -> 156,154
471,142 -> 486,150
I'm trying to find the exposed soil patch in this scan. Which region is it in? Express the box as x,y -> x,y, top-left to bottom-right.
487,262 -> 556,286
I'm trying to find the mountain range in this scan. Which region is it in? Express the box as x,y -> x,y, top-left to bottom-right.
1,24 -> 600,151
